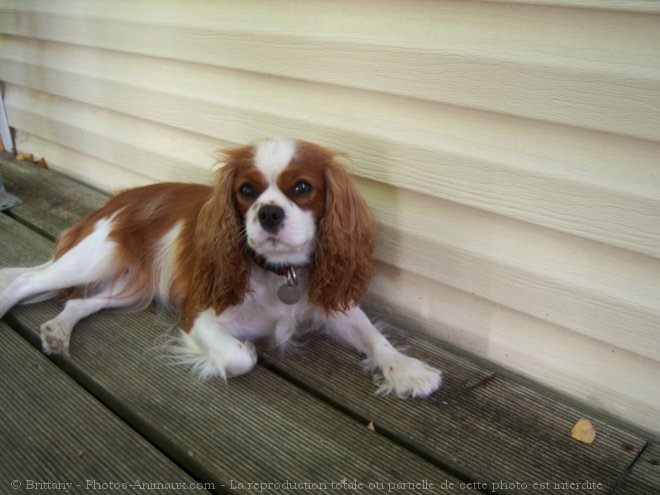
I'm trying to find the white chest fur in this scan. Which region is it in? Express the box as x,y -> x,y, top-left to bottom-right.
221,265 -> 320,347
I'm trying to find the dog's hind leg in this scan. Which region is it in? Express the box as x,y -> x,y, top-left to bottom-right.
40,274 -> 142,355
0,262 -> 71,307
0,263 -> 52,293
0,218 -> 120,319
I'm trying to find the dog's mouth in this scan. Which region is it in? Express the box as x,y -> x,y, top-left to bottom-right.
250,235 -> 306,253
248,233 -> 314,266
249,232 -> 284,248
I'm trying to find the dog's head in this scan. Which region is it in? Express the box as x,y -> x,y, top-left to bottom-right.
192,137 -> 374,314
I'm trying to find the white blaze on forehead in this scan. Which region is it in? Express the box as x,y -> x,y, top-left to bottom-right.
254,137 -> 297,182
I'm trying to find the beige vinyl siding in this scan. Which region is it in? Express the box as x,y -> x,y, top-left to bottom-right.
1,1 -> 659,433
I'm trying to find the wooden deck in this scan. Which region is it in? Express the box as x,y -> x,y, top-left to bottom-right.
0,156 -> 658,494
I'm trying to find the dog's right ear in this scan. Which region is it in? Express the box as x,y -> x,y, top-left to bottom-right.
185,145 -> 254,325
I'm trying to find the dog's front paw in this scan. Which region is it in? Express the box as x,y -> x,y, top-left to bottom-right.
40,319 -> 73,356
223,340 -> 258,378
373,354 -> 442,399
174,331 -> 258,381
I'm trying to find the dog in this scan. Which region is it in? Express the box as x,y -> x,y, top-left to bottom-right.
0,137 -> 442,398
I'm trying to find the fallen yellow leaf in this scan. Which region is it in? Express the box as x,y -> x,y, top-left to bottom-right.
367,420 -> 375,432
571,417 -> 596,444
16,152 -> 33,161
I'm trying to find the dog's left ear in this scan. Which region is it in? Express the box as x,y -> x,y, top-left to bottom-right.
309,156 -> 375,313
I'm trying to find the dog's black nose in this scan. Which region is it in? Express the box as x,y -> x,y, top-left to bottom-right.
258,205 -> 285,232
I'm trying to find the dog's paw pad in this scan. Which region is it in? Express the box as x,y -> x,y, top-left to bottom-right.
40,320 -> 72,355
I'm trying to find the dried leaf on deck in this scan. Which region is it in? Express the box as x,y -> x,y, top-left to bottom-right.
570,417 -> 596,444
16,152 -> 33,161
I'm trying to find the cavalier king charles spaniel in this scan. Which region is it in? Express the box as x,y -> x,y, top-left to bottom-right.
0,137 -> 442,398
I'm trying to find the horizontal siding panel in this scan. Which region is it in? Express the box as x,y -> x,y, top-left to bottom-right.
2,41 -> 659,259
364,183 -> 660,362
1,1 -> 659,140
482,1 -> 660,14
15,132 -> 155,193
5,87 -> 218,185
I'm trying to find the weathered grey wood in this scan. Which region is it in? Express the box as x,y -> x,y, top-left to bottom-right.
0,156 -> 107,239
0,321 -> 208,494
266,332 -> 647,494
2,155 -> 651,494
613,443 -> 660,495
0,213 -> 477,494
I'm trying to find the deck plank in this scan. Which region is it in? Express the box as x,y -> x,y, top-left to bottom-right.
0,211 -> 477,493
0,321 -> 208,494
613,443 -> 660,495
0,155 -> 107,239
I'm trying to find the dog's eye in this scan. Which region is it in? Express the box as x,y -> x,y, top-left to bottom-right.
292,180 -> 312,197
239,183 -> 257,198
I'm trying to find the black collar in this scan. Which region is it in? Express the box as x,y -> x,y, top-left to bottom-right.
248,249 -> 299,278
248,249 -> 303,303
252,254 -> 289,277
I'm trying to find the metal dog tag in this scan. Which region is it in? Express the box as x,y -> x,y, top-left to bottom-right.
277,266 -> 300,305
277,283 -> 301,305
